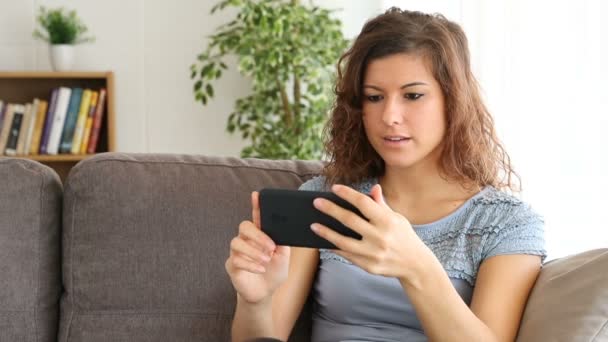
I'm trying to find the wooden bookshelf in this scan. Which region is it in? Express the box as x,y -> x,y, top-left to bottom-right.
0,71 -> 115,181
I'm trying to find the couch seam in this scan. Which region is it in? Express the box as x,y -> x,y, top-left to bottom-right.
64,195 -> 77,342
34,166 -> 45,342
75,157 -> 322,178
592,319 -> 608,341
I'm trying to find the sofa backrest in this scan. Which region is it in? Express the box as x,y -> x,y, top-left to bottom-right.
58,152 -> 323,342
0,158 -> 63,342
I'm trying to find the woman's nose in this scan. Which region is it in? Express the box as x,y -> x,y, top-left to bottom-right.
381,97 -> 404,126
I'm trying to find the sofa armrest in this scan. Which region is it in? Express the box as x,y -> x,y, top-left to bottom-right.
517,248 -> 608,341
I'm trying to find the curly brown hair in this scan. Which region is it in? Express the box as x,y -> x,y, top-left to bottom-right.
322,7 -> 520,192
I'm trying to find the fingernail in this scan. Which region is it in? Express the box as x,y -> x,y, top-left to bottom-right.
310,224 -> 319,232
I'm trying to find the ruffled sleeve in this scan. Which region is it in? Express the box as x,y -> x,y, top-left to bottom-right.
481,202 -> 548,263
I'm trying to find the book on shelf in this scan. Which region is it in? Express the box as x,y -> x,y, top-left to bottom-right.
39,88 -> 59,155
29,100 -> 48,155
87,88 -> 106,154
23,99 -> 39,154
0,85 -> 107,157
0,101 -> 5,132
71,89 -> 93,154
80,91 -> 98,154
5,104 -> 25,156
46,87 -> 71,155
16,103 -> 33,155
58,87 -> 83,154
0,104 -> 15,153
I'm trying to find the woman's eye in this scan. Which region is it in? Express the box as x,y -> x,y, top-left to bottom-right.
405,93 -> 423,100
366,95 -> 382,102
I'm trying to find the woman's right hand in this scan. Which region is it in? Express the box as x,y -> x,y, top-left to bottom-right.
225,191 -> 291,304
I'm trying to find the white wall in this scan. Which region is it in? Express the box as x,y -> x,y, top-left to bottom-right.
0,0 -> 380,156
319,0 -> 383,39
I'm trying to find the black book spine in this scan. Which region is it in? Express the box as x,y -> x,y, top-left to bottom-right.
5,110 -> 24,155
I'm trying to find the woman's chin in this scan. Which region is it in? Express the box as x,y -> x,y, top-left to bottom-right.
381,155 -> 417,169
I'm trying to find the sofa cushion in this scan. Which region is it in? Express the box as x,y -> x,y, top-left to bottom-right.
0,158 -> 63,342
517,248 -> 608,341
59,152 -> 323,342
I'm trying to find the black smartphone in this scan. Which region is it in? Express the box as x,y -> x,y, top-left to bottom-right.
258,188 -> 365,249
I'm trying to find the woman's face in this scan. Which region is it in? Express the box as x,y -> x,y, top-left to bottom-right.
362,53 -> 447,171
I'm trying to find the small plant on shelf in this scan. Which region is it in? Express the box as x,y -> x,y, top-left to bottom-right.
32,6 -> 95,71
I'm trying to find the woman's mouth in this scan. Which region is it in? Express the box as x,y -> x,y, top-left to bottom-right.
382,136 -> 412,146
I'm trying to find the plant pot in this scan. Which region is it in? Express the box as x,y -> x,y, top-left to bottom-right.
49,44 -> 74,71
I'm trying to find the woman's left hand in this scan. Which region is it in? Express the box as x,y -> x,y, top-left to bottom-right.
310,183 -> 434,284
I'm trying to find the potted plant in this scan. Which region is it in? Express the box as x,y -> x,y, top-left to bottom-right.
33,6 -> 95,71
191,0 -> 349,159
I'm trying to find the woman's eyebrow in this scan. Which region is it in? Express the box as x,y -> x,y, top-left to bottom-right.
363,82 -> 429,91
400,81 -> 428,89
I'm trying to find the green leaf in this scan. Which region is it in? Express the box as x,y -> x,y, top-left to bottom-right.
206,84 -> 214,98
194,80 -> 203,92
201,63 -> 215,78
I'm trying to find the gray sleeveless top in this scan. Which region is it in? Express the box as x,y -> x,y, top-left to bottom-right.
298,176 -> 547,342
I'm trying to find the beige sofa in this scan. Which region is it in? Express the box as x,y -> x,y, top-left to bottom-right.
0,152 -> 606,342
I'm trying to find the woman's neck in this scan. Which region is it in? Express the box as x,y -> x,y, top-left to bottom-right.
379,165 -> 480,206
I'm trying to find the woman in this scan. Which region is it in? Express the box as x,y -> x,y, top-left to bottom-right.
226,7 -> 546,342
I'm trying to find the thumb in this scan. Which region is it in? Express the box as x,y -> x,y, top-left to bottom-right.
371,184 -> 389,208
